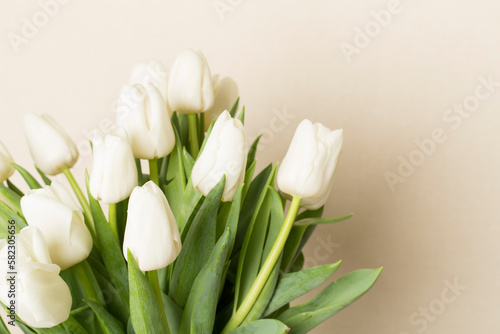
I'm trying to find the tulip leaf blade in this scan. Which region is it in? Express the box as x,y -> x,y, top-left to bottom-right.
181,147 -> 195,180
85,170 -> 129,304
229,97 -> 240,117
6,179 -> 24,196
198,120 -> 215,156
0,184 -> 23,216
169,176 -> 225,307
237,105 -> 245,124
246,134 -> 261,171
228,319 -> 289,334
162,293 -> 183,334
278,268 -> 383,334
165,127 -> 186,222
61,316 -> 89,334
294,214 -> 353,226
180,228 -> 231,334
85,299 -> 125,334
178,180 -> 203,237
242,160 -> 257,201
264,261 -> 342,317
127,250 -> 168,334
36,166 -> 52,185
10,163 -> 42,189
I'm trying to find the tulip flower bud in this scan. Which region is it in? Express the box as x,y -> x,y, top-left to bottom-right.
129,61 -> 168,102
123,181 -> 181,271
23,113 -> 79,176
167,49 -> 214,113
0,227 -> 72,328
89,126 -> 138,204
204,76 -> 239,129
20,181 -> 93,270
277,120 -> 343,210
0,141 -> 14,183
116,84 -> 175,159
191,110 -> 246,201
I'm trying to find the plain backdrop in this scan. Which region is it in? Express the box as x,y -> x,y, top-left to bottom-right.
1,0 -> 499,333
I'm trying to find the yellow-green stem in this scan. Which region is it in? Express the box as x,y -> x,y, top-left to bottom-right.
149,159 -> 159,186
221,196 -> 302,333
188,113 -> 199,158
108,203 -> 119,242
63,168 -> 97,241
148,270 -> 170,334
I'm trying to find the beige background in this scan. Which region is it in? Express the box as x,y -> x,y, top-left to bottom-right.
1,0 -> 499,333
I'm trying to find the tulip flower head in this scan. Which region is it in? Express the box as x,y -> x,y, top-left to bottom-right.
0,141 -> 14,183
116,83 -> 175,159
123,181 -> 181,271
167,49 -> 214,113
191,110 -> 247,201
129,60 -> 168,102
23,113 -> 79,176
204,76 -> 239,129
20,181 -> 93,270
89,126 -> 138,204
277,119 -> 343,210
0,227 -> 72,328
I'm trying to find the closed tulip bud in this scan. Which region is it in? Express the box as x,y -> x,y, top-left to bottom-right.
0,141 -> 14,183
277,120 -> 343,210
204,76 -> 239,129
0,227 -> 72,328
20,181 -> 93,270
23,113 -> 79,175
116,84 -> 175,159
191,110 -> 246,201
89,126 -> 138,204
123,181 -> 181,271
129,61 -> 168,102
167,49 -> 214,113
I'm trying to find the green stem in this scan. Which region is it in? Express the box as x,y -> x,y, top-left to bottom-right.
149,159 -> 159,186
188,113 -> 199,158
73,261 -> 101,304
221,196 -> 302,333
63,168 -> 97,241
148,270 -> 170,334
108,203 -> 119,243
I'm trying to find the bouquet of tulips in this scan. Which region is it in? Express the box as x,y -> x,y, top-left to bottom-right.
0,50 -> 381,334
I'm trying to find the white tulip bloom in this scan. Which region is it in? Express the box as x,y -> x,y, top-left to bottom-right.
191,111 -> 246,201
0,227 -> 72,328
23,113 -> 79,175
20,181 -> 93,270
204,76 -> 239,129
123,181 -> 181,271
89,126 -> 138,204
117,83 -> 175,159
277,120 -> 343,210
0,141 -> 14,183
167,49 -> 214,113
129,60 -> 168,102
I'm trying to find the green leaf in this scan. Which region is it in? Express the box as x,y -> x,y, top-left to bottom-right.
222,185 -> 243,257
228,319 -> 289,334
180,228 -> 231,334
264,261 -> 341,316
127,250 -> 168,334
246,135 -> 261,171
85,299 -> 125,334
36,166 -> 52,185
294,214 -> 353,226
182,147 -> 195,180
0,184 -> 23,216
164,128 -> 186,222
93,269 -> 129,326
178,180 -> 203,237
278,268 -> 383,334
6,179 -> 24,197
10,163 -> 41,189
85,170 -> 129,303
162,293 -> 183,334
61,316 -> 89,334
229,97 -> 240,117
242,160 -> 256,201
169,176 -> 225,307
237,105 -> 245,124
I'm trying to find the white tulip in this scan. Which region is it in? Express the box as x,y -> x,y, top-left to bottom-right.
0,227 -> 72,328
129,60 -> 168,102
277,120 -> 343,210
20,181 -> 93,270
89,126 -> 138,204
191,111 -> 246,201
23,113 -> 79,176
204,76 -> 239,129
123,181 -> 181,271
0,141 -> 14,183
167,49 -> 214,113
116,83 -> 175,159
